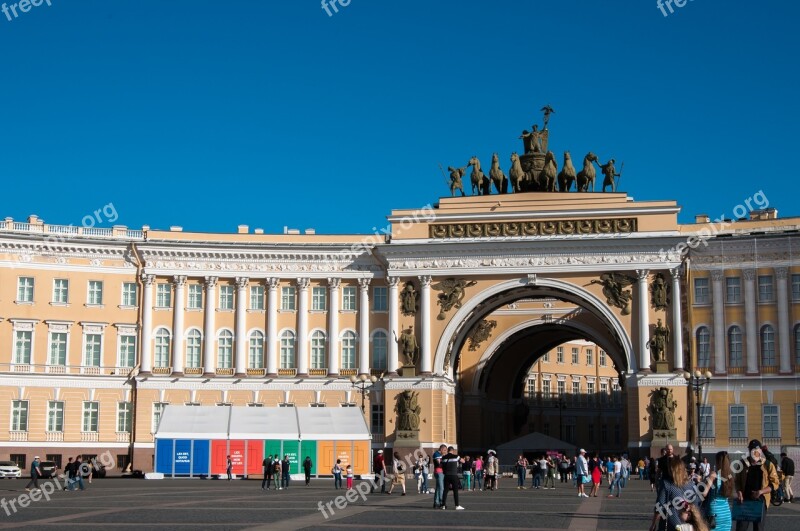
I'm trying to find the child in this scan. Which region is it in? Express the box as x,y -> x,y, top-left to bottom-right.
346,464 -> 353,490
675,504 -> 709,531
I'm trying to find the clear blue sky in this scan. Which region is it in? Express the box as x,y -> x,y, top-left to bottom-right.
1,1 -> 797,234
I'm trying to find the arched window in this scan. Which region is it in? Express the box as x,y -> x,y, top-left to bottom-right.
372,331 -> 388,370
696,327 -> 710,367
728,326 -> 743,368
280,330 -> 296,369
761,325 -> 776,367
249,331 -> 264,369
218,330 -> 233,369
154,328 -> 171,368
186,329 -> 202,368
341,331 -> 357,370
311,331 -> 326,369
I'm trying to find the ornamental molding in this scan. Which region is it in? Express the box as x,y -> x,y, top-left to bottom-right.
429,218 -> 638,239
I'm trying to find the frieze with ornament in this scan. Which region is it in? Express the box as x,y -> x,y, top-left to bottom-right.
390,252 -> 681,271
429,218 -> 637,239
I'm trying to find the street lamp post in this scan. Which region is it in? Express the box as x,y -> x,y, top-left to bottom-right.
683,370 -> 712,459
350,373 -> 378,414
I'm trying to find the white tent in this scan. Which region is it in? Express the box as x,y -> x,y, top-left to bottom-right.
229,407 -> 298,440
297,407 -> 371,441
155,406 -> 230,440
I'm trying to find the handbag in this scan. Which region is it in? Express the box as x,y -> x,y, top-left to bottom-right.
582,475 -> 592,484
731,499 -> 765,522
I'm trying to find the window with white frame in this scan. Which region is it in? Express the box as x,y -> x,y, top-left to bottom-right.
526,378 -> 536,398
82,401 -> 99,432
281,287 -> 296,311
600,381 -> 608,401
87,280 -> 103,305
280,330 -> 296,368
586,349 -> 593,366
761,325 -> 776,367
543,350 -> 549,362
11,400 -> 28,431
83,333 -> 102,367
152,402 -> 167,433
122,282 -> 137,307
311,287 -> 326,311
371,404 -> 384,435
249,331 -> 264,368
730,405 -> 747,438
156,283 -> 171,308
728,326 -> 743,368
53,279 -> 69,304
219,285 -> 234,310
17,277 -> 34,302
556,347 -> 564,363
188,284 -> 203,309
763,405 -> 780,438
793,274 -> 800,301
758,275 -> 774,302
694,277 -> 710,304
250,286 -> 264,310
373,287 -> 387,311
696,327 -> 711,367
372,331 -> 387,370
311,331 -> 326,369
542,379 -> 551,399
571,348 -> 579,364
699,405 -> 714,438
341,331 -> 356,369
726,277 -> 742,304
342,287 -> 356,311
587,381 -> 595,402
571,380 -> 580,398
154,329 -> 171,368
14,330 -> 32,364
117,402 -> 132,433
186,330 -> 202,368
217,330 -> 233,368
600,350 -> 607,367
47,401 -> 64,432
48,332 -> 68,365
557,380 -> 565,397
118,335 -> 136,367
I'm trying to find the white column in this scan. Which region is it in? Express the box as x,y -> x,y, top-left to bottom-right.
710,270 -> 726,374
387,277 -> 400,376
327,278 -> 340,376
743,269 -> 759,374
203,276 -> 218,376
637,269 -> 650,372
172,276 -> 187,376
266,278 -> 279,377
358,278 -> 371,375
234,277 -> 249,377
140,274 -> 155,374
776,267 -> 791,374
670,268 -> 684,371
296,278 -> 310,377
419,275 -> 432,375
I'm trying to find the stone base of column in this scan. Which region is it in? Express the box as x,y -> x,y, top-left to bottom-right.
327,372 -> 340,378
265,373 -> 278,378
385,371 -> 399,378
419,371 -> 432,377
138,371 -> 152,377
296,373 -> 309,378
171,371 -> 184,378
234,372 -> 247,378
202,372 -> 216,378
780,370 -> 793,375
654,361 -> 670,374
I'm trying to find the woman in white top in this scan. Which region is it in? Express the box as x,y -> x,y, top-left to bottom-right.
387,451 -> 406,495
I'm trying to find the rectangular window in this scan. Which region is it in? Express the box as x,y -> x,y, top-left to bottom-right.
763,405 -> 779,438
372,286 -> 387,311
281,287 -> 296,311
342,287 -> 356,311
48,332 -> 68,365
46,454 -> 62,469
186,332 -> 201,368
117,402 -> 132,433
17,277 -> 34,302
14,330 -> 32,364
87,280 -> 103,305
699,405 -> 714,438
122,282 -> 137,307
694,278 -> 710,304
542,379 -> 551,400
557,380 -> 565,397
82,402 -> 99,432
586,349 -> 593,366
556,347 -> 564,364
152,402 -> 167,433
84,334 -> 102,366
796,404 -> 800,440
600,382 -> 608,403
156,283 -> 171,308
47,401 -> 64,432
600,350 -> 607,367
527,378 -> 536,398
118,335 -> 136,367
188,285 -> 203,309
587,381 -> 595,403
219,285 -> 234,310
11,400 -> 28,431
571,348 -> 579,364
311,287 -> 326,311
792,274 -> 800,301
543,351 -> 549,362
730,405 -> 746,438
571,381 -> 580,402
371,404 -> 384,435
250,286 -> 264,310
758,275 -> 774,302
53,279 -> 69,304
10,455 -> 26,470
726,277 -> 742,304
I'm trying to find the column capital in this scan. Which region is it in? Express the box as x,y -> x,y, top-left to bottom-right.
297,277 -> 310,290
636,269 -> 649,281
743,269 -> 757,281
710,269 -> 724,282
235,277 -> 249,290
173,275 -> 187,287
267,277 -> 280,290
141,273 -> 155,286
327,277 -> 341,290
387,276 -> 400,287
418,275 -> 432,287
775,266 -> 789,280
204,276 -> 219,288
358,278 -> 371,291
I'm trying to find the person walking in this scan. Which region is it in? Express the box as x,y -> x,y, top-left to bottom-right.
516,454 -> 528,489
780,452 -> 795,503
576,449 -> 589,498
226,455 -> 233,481
608,456 -> 622,498
417,456 -> 429,494
440,446 -> 465,510
432,444 -> 446,507
533,455 -> 546,489
273,459 -> 282,490
303,456 -> 313,486
544,455 -> 556,489
700,451 -> 733,531
281,455 -> 291,489
485,450 -> 498,491
387,451 -> 407,496
373,449 -> 387,494
262,455 -> 273,490
332,459 -> 343,490
63,457 -> 75,491
473,455 -> 483,491
462,455 -> 472,491
559,455 -> 569,483
589,455 -> 602,497
25,456 -> 42,491
733,439 -> 779,531
345,464 -> 353,489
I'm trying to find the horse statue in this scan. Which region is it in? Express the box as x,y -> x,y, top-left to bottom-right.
557,151 -> 576,192
447,165 -> 467,197
576,152 -> 598,192
541,151 -> 558,192
468,156 -> 490,195
490,153 -> 508,194
509,152 -> 525,193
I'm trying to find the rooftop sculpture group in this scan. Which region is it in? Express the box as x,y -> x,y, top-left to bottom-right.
446,106 -> 623,196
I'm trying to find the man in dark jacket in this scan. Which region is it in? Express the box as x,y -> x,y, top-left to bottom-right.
303,456 -> 313,486
281,455 -> 291,489
262,455 -> 273,490
780,452 -> 795,502
440,446 -> 465,510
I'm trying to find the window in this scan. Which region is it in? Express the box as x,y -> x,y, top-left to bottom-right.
155,283 -> 171,308
373,287 -> 387,311
699,405 -> 714,438
726,277 -> 742,304
311,287 -> 326,311
53,279 -> 69,304
82,402 -> 99,432
341,331 -> 357,369
614,424 -> 620,444
152,402 -> 167,433
543,351 -> 549,362
122,282 -> 137,307
761,325 -> 776,367
186,330 -> 202,368
13,330 -> 32,364
46,455 -> 62,469
556,347 -> 564,363
527,378 -> 536,398
11,400 -> 28,431
47,401 -> 64,432
587,381 -> 595,403
342,287 -> 356,311
17,277 -> 34,302
281,287 -> 296,311
118,335 -> 136,367
372,331 -> 388,370
728,326 -> 743,368
280,331 -> 296,368
792,274 -> 800,301
311,331 -> 326,369
154,329 -> 171,368
696,327 -> 711,367
758,275 -> 774,302
571,348 -> 579,364
600,382 -> 608,402
249,331 -> 264,368
795,324 -> 800,367
217,330 -> 233,368
542,379 -> 551,399
571,380 -> 580,396
188,285 -> 203,309
588,423 -> 595,443
729,405 -> 746,438
694,278 -> 710,304
117,402 -> 132,432
83,333 -> 102,367
219,285 -> 234,310
601,424 -> 608,444
371,404 -> 384,435
48,332 -> 68,365
557,380 -> 565,397
309,403 -> 326,407
250,285 -> 264,310
586,349 -> 593,366
117,455 -> 130,471
10,455 -> 26,470
763,405 -> 780,438
600,350 -> 607,367
796,405 -> 800,440
87,280 -> 103,305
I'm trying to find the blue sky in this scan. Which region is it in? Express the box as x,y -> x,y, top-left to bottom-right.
1,0 -> 797,234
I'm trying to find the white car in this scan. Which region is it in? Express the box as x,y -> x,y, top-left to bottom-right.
0,461 -> 22,479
